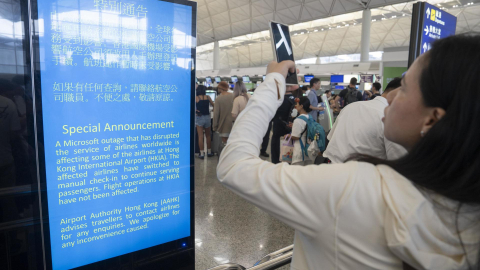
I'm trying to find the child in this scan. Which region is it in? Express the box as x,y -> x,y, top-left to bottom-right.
291,96 -> 313,166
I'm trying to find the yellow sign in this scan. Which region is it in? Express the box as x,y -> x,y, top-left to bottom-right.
431,9 -> 436,21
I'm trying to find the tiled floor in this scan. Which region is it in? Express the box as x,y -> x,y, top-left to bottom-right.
194,150 -> 294,270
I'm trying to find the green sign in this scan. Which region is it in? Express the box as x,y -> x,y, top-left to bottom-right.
382,67 -> 407,92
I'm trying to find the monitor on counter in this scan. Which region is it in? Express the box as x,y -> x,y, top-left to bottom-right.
263,75 -> 266,81
231,76 -> 238,83
242,76 -> 250,82
206,90 -> 217,102
215,76 -> 221,83
205,77 -> 212,83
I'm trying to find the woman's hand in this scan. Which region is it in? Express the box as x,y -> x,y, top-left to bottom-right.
266,60 -> 296,78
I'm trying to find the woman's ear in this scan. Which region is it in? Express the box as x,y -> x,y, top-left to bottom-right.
421,107 -> 446,134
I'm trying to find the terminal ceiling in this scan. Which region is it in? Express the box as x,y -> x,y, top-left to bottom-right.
192,0 -> 480,69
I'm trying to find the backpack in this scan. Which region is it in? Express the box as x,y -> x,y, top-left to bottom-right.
297,115 -> 326,160
344,87 -> 359,106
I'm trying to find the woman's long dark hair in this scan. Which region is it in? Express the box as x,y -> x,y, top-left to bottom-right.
357,33 -> 480,269
196,85 -> 206,96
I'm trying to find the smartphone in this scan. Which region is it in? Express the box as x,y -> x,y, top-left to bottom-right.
269,21 -> 298,85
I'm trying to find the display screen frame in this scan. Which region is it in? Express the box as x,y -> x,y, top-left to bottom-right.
29,0 -> 197,269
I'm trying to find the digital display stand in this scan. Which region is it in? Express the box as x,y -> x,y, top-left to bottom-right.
31,0 -> 196,269
408,2 -> 457,67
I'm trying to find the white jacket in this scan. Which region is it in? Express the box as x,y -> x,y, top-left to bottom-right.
217,73 -> 480,270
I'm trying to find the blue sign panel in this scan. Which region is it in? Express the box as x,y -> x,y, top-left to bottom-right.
36,0 -> 194,269
420,3 -> 457,55
304,75 -> 314,83
330,75 -> 344,83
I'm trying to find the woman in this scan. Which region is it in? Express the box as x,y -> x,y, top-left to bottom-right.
290,96 -> 313,166
195,85 -> 214,159
217,34 -> 480,269
213,81 -> 234,145
231,81 -> 251,121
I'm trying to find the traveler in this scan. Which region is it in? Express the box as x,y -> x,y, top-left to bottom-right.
290,96 -> 313,166
195,85 -> 214,159
306,78 -> 324,121
217,34 -> 480,270
231,81 -> 251,121
324,90 -> 332,101
335,77 -> 362,110
365,82 -> 382,100
213,81 -> 234,145
323,77 -> 406,163
270,86 -> 297,164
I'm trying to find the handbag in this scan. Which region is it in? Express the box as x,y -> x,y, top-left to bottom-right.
280,135 -> 294,164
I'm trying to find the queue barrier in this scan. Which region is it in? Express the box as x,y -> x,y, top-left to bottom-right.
208,244 -> 293,270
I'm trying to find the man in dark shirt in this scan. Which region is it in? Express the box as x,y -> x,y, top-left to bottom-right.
367,82 -> 382,100
334,77 -> 362,110
271,86 -> 296,164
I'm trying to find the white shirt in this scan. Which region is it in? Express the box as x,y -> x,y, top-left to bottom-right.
291,114 -> 309,164
217,73 -> 479,270
324,96 -> 407,164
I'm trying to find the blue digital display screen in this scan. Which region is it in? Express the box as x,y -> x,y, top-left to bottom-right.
420,3 -> 456,55
36,0 -> 193,269
206,77 -> 212,83
335,85 -> 344,90
330,75 -> 344,83
304,75 -> 314,83
231,76 -> 238,83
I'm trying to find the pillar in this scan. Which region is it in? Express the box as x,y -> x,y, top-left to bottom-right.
360,9 -> 371,62
213,41 -> 220,70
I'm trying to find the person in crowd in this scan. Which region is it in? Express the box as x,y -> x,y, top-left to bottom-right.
324,90 -> 332,101
213,81 -> 234,146
231,81 -> 251,121
270,85 -> 297,164
365,82 -> 382,100
307,78 -> 324,121
217,34 -> 480,270
290,96 -> 313,166
195,85 -> 214,159
335,77 -> 362,110
323,77 -> 406,164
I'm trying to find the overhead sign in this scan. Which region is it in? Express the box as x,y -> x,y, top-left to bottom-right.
420,3 -> 457,55
35,0 -> 196,269
408,2 -> 457,66
360,75 -> 374,83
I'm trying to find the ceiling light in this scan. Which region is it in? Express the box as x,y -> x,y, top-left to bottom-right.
372,19 -> 376,22
402,14 -> 405,16
314,29 -> 318,32
328,27 -> 331,29
300,32 -> 304,34
353,23 -> 356,25
321,28 -> 324,31
391,15 -> 396,18
294,33 -> 298,35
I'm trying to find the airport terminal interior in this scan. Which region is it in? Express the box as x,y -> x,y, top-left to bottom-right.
1,0 -> 480,269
